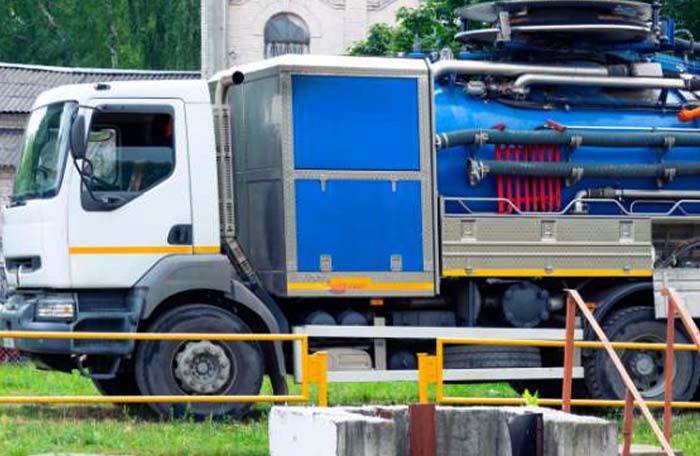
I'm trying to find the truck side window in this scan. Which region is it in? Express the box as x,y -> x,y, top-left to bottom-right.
82,110 -> 175,210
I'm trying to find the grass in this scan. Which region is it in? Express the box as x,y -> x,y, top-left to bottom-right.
0,363 -> 698,455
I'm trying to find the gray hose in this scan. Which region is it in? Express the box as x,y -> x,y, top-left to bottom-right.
437,129 -> 700,149
468,159 -> 700,185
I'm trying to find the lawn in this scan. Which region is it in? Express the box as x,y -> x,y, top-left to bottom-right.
0,363 -> 698,455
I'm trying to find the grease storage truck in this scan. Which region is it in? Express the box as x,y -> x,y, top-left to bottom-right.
5,0 -> 700,419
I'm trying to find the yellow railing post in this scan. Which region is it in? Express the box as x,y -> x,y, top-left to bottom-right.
308,351 -> 329,407
417,353 -> 437,404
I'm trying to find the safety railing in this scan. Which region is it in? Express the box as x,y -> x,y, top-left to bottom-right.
417,288 -> 700,456
0,331 -> 328,406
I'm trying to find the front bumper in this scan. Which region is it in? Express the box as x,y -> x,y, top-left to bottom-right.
0,290 -> 144,356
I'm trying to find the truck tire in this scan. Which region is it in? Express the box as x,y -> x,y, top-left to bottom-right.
134,304 -> 264,420
585,306 -> 700,402
443,345 -> 541,369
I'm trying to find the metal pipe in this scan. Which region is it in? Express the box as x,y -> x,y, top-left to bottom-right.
214,71 -> 244,106
583,188 -> 700,200
512,73 -> 688,93
430,60 -> 610,79
468,159 -> 700,185
437,128 -> 700,150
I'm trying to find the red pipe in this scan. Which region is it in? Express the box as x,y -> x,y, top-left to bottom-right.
532,146 -> 539,212
547,145 -> 555,212
555,145 -> 562,210
506,145 -> 513,213
539,145 -> 546,213
496,145 -> 503,214
514,145 -> 521,211
523,145 -> 531,212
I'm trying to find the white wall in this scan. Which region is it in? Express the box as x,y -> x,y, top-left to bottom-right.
202,0 -> 421,74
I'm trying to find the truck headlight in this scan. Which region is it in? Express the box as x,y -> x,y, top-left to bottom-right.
35,298 -> 75,320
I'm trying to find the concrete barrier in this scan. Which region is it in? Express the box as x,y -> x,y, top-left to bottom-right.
269,405 -> 616,456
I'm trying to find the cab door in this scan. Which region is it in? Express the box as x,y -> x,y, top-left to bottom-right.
68,99 -> 193,288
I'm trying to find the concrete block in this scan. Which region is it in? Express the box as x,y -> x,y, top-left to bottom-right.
268,407 -> 397,456
269,405 -> 617,456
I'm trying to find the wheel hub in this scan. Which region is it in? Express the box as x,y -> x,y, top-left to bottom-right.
624,348 -> 667,396
174,341 -> 232,394
631,353 -> 656,377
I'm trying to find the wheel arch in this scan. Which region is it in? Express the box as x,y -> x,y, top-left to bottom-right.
134,255 -> 289,394
584,281 -> 654,341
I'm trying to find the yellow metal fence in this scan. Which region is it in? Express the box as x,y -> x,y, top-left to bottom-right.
0,331 -> 329,406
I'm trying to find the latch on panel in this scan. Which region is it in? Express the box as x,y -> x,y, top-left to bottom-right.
391,255 -> 403,272
320,255 -> 332,272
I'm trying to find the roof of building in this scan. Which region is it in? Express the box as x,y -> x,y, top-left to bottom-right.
0,62 -> 201,113
0,62 -> 201,168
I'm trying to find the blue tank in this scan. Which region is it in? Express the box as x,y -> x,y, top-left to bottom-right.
433,66 -> 700,216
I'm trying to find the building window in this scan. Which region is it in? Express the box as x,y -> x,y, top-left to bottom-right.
264,13 -> 310,58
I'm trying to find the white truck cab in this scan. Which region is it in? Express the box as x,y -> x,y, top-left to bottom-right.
4,80 -> 220,291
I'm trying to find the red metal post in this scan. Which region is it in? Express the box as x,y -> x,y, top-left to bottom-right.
562,293 -> 576,413
409,403 -> 437,456
664,295 -> 675,442
622,389 -> 635,456
664,287 -> 700,349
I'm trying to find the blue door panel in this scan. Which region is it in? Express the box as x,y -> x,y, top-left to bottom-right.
292,75 -> 421,171
295,179 -> 424,272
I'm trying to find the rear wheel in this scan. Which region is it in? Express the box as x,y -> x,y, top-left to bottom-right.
585,306 -> 700,401
134,304 -> 264,420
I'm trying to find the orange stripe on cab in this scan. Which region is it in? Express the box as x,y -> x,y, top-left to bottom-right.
69,245 -> 220,255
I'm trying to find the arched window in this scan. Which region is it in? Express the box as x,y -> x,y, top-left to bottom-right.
264,13 -> 310,58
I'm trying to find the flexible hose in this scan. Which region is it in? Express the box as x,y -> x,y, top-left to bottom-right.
437,129 -> 700,149
468,160 -> 700,184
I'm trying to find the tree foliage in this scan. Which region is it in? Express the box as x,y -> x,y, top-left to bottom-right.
350,0 -> 700,57
0,0 -> 200,70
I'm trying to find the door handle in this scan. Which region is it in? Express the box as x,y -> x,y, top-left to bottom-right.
167,224 -> 192,245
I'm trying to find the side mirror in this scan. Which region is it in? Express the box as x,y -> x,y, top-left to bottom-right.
70,113 -> 88,160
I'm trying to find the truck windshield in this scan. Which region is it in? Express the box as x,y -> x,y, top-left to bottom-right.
12,101 -> 77,202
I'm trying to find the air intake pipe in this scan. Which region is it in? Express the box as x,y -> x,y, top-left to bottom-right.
429,60 -> 615,79
468,160 -> 700,185
512,73 -> 698,94
436,128 -> 700,150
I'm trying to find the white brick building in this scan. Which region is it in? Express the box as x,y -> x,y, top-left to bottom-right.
201,0 -> 421,76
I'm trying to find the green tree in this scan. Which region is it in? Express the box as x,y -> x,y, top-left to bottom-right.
350,0 -> 469,56
0,0 -> 200,70
662,0 -> 700,43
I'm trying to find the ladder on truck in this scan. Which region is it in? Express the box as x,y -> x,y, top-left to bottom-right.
214,105 -> 289,331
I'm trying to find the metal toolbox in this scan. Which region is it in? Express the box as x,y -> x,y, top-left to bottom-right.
228,56 -> 436,297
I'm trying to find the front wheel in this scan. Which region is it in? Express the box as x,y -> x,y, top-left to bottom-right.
134,304 -> 264,420
585,306 -> 700,401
